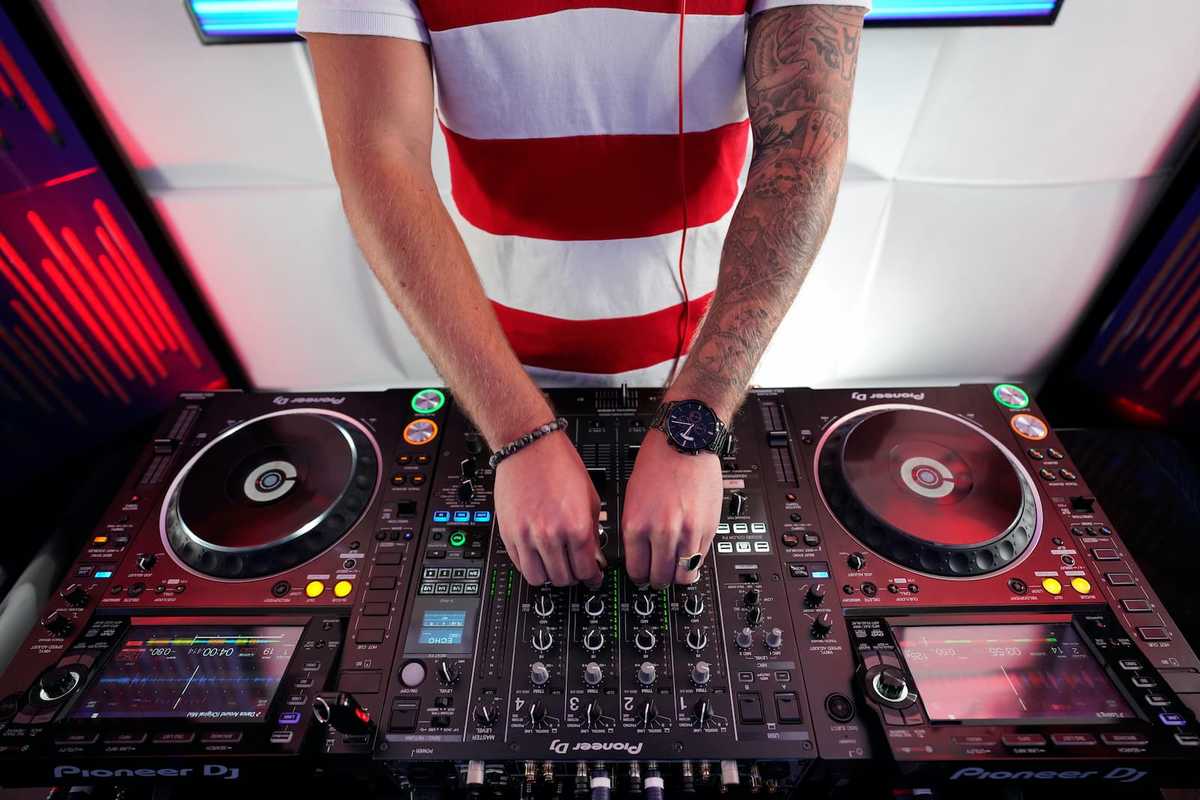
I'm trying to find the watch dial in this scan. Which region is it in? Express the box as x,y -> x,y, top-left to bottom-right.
665,401 -> 718,451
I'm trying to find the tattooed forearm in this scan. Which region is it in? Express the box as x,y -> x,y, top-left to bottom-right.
667,5 -> 864,418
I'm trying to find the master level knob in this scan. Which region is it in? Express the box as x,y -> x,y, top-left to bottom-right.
633,593 -> 655,617
634,629 -> 657,652
457,479 -> 475,502
728,491 -> 748,517
530,661 -> 550,686
685,628 -> 708,653
805,583 -> 827,607
474,702 -> 497,727
583,662 -> 604,687
637,661 -> 657,686
691,661 -> 712,686
735,627 -> 754,649
693,699 -> 714,726
533,593 -> 555,618
847,552 -> 866,570
584,594 -> 605,617
811,613 -> 832,638
683,593 -> 705,616
746,606 -> 764,626
437,659 -> 461,685
874,668 -> 909,703
765,627 -> 784,650
585,700 -> 605,729
531,628 -> 554,652
583,628 -> 605,652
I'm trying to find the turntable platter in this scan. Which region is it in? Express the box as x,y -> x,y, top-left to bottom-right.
817,406 -> 1039,578
161,409 -> 380,580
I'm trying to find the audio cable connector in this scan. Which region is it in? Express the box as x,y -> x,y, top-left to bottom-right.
645,762 -> 665,800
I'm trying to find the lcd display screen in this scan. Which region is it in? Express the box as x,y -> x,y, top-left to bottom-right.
416,610 -> 466,647
894,622 -> 1136,724
70,624 -> 302,722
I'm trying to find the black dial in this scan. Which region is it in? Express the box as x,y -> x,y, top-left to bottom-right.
665,400 -> 719,453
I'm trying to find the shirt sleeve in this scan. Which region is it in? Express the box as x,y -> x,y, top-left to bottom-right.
296,0 -> 429,44
751,0 -> 872,14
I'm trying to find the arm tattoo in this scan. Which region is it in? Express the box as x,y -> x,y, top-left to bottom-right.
670,5 -> 863,417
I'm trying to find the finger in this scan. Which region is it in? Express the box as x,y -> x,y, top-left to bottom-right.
649,525 -> 679,589
514,537 -> 549,587
537,532 -> 574,587
566,527 -> 603,589
674,524 -> 715,585
623,526 -> 651,586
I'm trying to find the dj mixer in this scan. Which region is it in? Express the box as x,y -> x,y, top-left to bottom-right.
0,385 -> 1197,796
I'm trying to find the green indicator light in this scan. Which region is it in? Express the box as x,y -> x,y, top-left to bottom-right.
992,383 -> 1029,410
411,388 -> 446,415
449,531 -> 467,547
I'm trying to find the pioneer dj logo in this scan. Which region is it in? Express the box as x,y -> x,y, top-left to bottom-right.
548,738 -> 643,756
272,395 -> 346,406
949,767 -> 1147,783
851,391 -> 926,402
53,764 -> 241,780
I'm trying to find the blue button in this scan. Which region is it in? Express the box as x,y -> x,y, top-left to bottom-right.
453,511 -> 471,523
278,711 -> 302,725
403,531 -> 413,540
1160,712 -> 1187,726
433,511 -> 450,523
94,570 -> 113,579
473,511 -> 492,523
811,570 -> 830,579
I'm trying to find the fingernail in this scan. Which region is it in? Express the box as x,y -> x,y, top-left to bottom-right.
596,551 -> 609,569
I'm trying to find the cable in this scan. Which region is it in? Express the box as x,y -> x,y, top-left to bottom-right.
666,0 -> 690,387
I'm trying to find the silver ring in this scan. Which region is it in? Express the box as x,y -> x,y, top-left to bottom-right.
676,552 -> 703,572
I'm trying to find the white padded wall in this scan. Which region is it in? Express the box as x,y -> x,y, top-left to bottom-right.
38,0 -> 1200,390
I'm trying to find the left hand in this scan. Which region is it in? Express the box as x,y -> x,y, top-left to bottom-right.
622,428 -> 724,588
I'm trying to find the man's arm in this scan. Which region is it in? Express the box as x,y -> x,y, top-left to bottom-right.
623,5 -> 864,587
306,34 -> 603,588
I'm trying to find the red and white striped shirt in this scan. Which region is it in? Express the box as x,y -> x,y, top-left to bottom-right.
299,0 -> 869,385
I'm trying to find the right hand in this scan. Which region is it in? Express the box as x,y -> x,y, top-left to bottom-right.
494,432 -> 604,588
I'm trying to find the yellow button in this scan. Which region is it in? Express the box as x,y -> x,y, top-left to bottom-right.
305,580 -> 325,598
1072,577 -> 1092,594
333,580 -> 353,598
1042,577 -> 1062,595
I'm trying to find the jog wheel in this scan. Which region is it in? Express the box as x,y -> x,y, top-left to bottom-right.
161,409 -> 380,580
816,405 -> 1039,578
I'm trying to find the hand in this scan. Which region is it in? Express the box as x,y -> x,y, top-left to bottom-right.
494,432 -> 604,588
622,429 -> 724,588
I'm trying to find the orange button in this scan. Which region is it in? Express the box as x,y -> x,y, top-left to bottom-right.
93,535 -> 108,544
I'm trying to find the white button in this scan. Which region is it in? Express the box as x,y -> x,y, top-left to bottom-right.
717,542 -> 733,553
753,541 -> 770,553
717,523 -> 730,534
735,542 -> 752,553
733,523 -> 749,534
751,523 -> 767,533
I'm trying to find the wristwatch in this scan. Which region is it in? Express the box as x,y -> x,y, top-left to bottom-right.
650,399 -> 732,456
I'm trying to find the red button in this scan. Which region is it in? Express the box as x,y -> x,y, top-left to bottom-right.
1050,733 -> 1097,747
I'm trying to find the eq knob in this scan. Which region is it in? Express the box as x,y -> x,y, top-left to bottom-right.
637,661 -> 657,686
728,491 -> 748,517
530,661 -> 551,686
436,660 -> 461,685
693,699 -> 714,727
765,627 -> 784,650
639,700 -> 659,729
585,700 -> 605,729
457,479 -> 475,502
583,628 -> 605,652
633,593 -> 655,617
874,668 -> 910,703
460,457 -> 477,479
735,627 -> 754,649
746,606 -> 764,626
464,432 -> 484,455
805,583 -> 827,607
810,613 -> 833,638
685,628 -> 708,653
847,552 -> 866,570
474,702 -> 497,727
691,661 -> 712,686
583,594 -> 605,618
533,593 -> 555,618
583,662 -> 604,687
634,629 -> 657,653
683,593 -> 705,616
531,628 -> 554,653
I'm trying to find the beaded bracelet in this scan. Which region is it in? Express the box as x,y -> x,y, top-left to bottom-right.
488,417 -> 569,470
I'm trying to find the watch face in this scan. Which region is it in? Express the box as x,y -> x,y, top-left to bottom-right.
665,401 -> 719,452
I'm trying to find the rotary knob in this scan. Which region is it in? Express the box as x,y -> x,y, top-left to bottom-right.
765,627 -> 784,650
583,628 -> 605,652
634,629 -> 656,652
735,627 -> 754,649
847,552 -> 866,570
633,593 -> 655,617
60,584 -> 89,608
530,661 -> 550,686
810,612 -> 832,638
531,628 -> 554,652
437,659 -> 461,685
583,594 -> 605,618
744,588 -> 761,607
474,702 -> 497,727
728,491 -> 748,517
746,606 -> 764,626
805,583 -> 827,607
457,479 -> 475,502
639,700 -> 659,729
685,628 -> 708,653
683,593 -> 705,616
693,699 -> 714,727
37,668 -> 82,703
874,668 -> 909,703
533,593 -> 555,618
528,701 -> 546,726
464,432 -> 483,455
583,661 -> 604,687
585,700 -> 605,729
460,457 -> 477,479
691,661 -> 712,686
637,661 -> 657,686
137,553 -> 157,571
